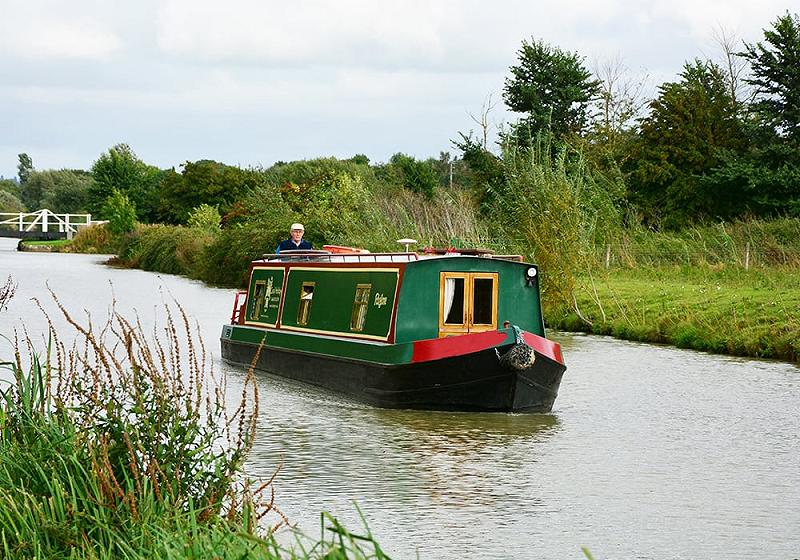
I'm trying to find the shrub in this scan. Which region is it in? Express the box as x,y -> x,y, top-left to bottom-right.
69,223 -> 117,254
102,189 -> 137,235
200,221 -> 288,287
118,224 -> 214,277
187,203 -> 222,233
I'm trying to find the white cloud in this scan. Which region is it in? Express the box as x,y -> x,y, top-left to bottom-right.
156,0 -> 450,67
0,1 -> 122,60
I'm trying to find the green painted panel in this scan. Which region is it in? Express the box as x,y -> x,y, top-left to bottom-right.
280,268 -> 399,339
246,268 -> 285,325
222,324 -> 413,365
394,257 -> 545,343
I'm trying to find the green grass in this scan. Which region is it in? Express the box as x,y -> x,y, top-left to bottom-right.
23,239 -> 71,246
546,264 -> 800,362
20,239 -> 72,248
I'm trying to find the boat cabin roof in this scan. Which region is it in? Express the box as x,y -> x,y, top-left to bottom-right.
260,247 -> 524,264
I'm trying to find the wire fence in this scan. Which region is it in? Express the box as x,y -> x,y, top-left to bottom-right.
437,229 -> 800,269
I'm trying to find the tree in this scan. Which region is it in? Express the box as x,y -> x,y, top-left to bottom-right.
579,57 -> 648,182
20,171 -> 45,210
626,60 -> 747,226
17,153 -> 36,209
90,144 -> 161,221
349,154 -> 370,165
714,11 -> 800,217
712,26 -> 752,109
0,179 -> 20,199
17,153 -> 32,184
39,170 -> 95,213
503,38 -> 600,141
452,133 -> 506,208
187,204 -> 222,233
20,169 -> 94,214
0,190 -> 25,213
468,93 -> 499,150
742,12 -> 800,141
387,153 -> 437,198
156,160 -> 267,225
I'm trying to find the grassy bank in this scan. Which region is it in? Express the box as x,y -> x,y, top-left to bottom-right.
547,265 -> 800,362
17,239 -> 73,250
0,286 -> 389,559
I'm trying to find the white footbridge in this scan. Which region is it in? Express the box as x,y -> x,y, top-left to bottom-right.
0,209 -> 106,240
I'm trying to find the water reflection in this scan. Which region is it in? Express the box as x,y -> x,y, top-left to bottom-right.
237,366 -> 566,557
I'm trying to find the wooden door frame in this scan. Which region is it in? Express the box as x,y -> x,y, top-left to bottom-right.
438,272 -> 498,337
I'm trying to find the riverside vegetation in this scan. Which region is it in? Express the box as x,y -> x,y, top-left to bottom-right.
0,278 -> 390,559
46,144 -> 800,364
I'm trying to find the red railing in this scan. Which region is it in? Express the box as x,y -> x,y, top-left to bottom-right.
260,250 -> 420,263
230,290 -> 247,324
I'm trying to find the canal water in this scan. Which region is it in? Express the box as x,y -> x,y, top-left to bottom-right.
1,238 -> 798,559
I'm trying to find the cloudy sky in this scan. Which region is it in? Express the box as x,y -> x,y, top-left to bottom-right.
0,0 -> 793,179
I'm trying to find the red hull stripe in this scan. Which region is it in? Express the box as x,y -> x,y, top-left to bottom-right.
411,330 -> 564,365
522,332 -> 564,365
411,331 -> 509,363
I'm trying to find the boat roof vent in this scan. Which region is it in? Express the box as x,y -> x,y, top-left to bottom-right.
397,238 -> 417,252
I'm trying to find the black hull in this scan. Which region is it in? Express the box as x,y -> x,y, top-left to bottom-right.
221,339 -> 565,413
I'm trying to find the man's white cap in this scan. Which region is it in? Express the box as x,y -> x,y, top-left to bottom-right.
291,223 -> 304,231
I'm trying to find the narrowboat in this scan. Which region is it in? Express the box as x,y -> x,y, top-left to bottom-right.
220,245 -> 566,413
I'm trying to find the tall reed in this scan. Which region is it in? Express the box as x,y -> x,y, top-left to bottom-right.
0,286 -> 392,558
494,136 -> 623,312
0,289 -> 269,557
601,218 -> 800,269
357,186 -> 492,252
0,275 -> 14,312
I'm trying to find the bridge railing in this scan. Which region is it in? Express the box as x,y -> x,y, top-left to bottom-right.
0,209 -> 104,239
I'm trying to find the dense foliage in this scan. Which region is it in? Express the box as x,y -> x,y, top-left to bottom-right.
24,169 -> 95,213
626,60 -> 748,226
157,160 -> 267,224
102,189 -> 138,235
90,144 -> 163,222
503,38 -> 600,141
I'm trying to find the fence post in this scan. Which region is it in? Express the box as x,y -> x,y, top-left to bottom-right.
42,210 -> 48,233
605,245 -> 611,269
745,242 -> 750,271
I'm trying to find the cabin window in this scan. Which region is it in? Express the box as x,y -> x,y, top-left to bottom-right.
297,282 -> 315,325
442,277 -> 466,325
350,284 -> 372,331
439,272 -> 498,337
472,277 -> 494,325
251,280 -> 266,320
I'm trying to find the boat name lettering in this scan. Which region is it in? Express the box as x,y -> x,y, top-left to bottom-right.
374,293 -> 388,308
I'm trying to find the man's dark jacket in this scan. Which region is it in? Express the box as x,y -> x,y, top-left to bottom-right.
276,239 -> 312,253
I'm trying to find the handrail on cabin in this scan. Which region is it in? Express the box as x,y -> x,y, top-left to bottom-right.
260,250 -> 420,263
230,290 -> 247,324
257,250 -> 524,263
